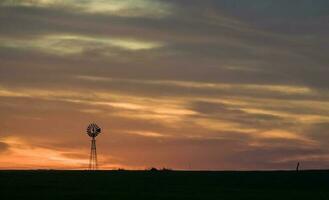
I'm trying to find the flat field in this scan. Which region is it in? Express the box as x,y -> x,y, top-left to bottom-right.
1,170 -> 328,199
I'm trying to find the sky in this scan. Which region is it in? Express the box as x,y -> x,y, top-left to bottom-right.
0,0 -> 329,170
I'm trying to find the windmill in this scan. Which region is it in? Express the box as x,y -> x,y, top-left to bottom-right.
86,123 -> 101,170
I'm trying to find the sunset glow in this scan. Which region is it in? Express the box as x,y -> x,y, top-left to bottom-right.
1,0 -> 329,170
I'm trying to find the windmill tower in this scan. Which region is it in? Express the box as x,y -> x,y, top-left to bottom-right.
86,123 -> 101,170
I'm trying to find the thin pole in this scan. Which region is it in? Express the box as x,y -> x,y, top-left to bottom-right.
89,138 -> 93,170
94,138 -> 98,170
89,137 -> 98,170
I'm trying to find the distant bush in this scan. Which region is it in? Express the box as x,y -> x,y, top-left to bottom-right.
149,167 -> 158,171
147,167 -> 173,171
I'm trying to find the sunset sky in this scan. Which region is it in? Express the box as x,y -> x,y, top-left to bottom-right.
1,0 -> 329,170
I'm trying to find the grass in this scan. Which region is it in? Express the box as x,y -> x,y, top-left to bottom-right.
1,170 -> 329,199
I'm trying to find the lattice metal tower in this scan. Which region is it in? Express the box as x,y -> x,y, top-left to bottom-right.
86,123 -> 101,170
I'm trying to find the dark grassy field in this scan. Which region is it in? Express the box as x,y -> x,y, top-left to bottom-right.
1,170 -> 329,200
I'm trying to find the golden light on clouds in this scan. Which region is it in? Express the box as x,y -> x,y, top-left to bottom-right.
0,137 -> 87,169
257,130 -> 314,143
126,130 -> 168,138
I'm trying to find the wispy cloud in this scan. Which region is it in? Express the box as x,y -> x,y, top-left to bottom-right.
0,137 -> 87,169
0,34 -> 164,57
76,75 -> 315,96
1,0 -> 173,17
125,130 -> 168,138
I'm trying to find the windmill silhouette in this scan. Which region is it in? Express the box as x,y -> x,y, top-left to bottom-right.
86,123 -> 101,170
